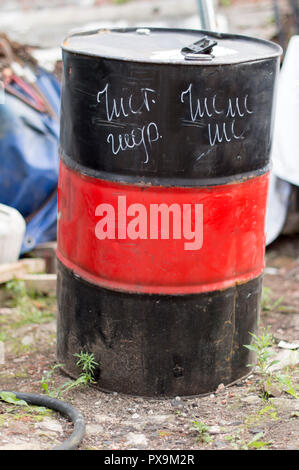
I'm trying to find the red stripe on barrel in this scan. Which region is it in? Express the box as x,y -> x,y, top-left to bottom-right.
57,161 -> 269,295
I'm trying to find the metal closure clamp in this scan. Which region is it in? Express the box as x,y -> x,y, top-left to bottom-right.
181,36 -> 217,61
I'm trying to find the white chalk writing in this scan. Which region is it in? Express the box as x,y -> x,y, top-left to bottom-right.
180,83 -> 253,148
96,83 -> 160,163
107,122 -> 160,164
97,84 -> 156,122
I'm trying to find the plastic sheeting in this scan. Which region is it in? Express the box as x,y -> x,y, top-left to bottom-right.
271,35 -> 299,185
266,35 -> 299,245
0,68 -> 60,253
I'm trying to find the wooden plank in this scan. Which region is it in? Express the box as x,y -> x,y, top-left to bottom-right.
0,258 -> 46,284
22,273 -> 57,295
19,258 -> 46,273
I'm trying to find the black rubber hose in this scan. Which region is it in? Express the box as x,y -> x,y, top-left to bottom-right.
0,391 -> 86,450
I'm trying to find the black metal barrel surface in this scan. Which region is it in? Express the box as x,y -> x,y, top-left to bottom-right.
57,28 -> 282,396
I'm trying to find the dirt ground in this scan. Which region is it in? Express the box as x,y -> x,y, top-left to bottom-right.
0,234 -> 298,451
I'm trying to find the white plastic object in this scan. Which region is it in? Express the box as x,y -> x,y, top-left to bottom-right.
0,203 -> 26,264
265,172 -> 291,245
272,35 -> 299,186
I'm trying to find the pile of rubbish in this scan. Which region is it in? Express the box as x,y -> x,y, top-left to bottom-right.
0,34 -> 60,263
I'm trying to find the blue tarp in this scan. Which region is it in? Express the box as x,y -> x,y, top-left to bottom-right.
0,67 -> 60,253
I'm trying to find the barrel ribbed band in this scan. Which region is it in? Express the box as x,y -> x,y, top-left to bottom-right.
57,160 -> 269,295
60,149 -> 271,188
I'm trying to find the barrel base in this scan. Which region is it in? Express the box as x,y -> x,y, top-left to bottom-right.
56,260 -> 262,397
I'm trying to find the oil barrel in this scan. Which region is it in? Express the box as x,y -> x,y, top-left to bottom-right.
57,28 -> 282,397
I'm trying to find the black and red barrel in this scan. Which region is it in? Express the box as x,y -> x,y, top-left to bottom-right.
57,28 -> 281,396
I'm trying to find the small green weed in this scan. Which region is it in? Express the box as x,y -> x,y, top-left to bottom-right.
225,429 -> 271,450
41,363 -> 64,397
190,420 -> 213,444
245,326 -> 279,378
74,351 -> 99,385
245,404 -> 279,429
41,352 -> 99,398
276,370 -> 298,399
247,432 -> 272,450
244,327 -> 298,399
224,430 -> 244,449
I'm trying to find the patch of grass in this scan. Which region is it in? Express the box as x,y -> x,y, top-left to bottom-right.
225,429 -> 272,450
258,405 -> 279,420
0,409 -> 53,428
261,286 -> 284,313
5,279 -> 56,326
247,432 -> 272,450
224,430 -> 247,450
0,391 -> 53,426
14,369 -> 29,379
244,327 -> 298,400
0,280 -> 56,359
9,340 -> 35,356
0,331 -> 7,342
190,420 -> 213,444
245,404 -> 279,428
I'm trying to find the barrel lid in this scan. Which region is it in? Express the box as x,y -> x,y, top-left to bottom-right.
62,27 -> 282,65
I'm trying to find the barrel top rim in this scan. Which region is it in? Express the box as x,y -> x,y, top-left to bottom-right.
62,27 -> 282,66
